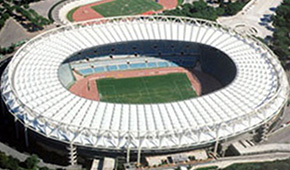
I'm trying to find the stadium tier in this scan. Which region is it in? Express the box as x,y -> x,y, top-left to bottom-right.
68,56 -> 196,76
0,16 -> 288,153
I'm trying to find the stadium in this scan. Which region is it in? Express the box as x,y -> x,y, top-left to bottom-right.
0,15 -> 289,163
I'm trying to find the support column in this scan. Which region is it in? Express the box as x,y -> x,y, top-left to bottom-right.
67,143 -> 77,165
261,123 -> 269,142
221,145 -> 228,157
221,149 -> 226,157
213,139 -> 219,156
280,104 -> 287,119
214,129 -> 220,157
137,147 -> 141,166
24,126 -> 29,148
126,147 -> 130,163
220,137 -> 228,157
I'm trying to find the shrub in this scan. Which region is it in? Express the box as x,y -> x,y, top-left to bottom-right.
24,154 -> 40,170
6,156 -> 20,170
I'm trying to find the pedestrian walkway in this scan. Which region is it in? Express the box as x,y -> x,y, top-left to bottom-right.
189,152 -> 290,170
217,0 -> 283,38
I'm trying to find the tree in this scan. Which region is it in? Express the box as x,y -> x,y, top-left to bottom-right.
271,0 -> 290,62
2,12 -> 10,20
0,19 -> 6,29
224,1 -> 246,15
25,154 -> 40,170
23,4 -> 29,9
192,0 -> 207,12
163,0 -> 222,21
39,167 -> 51,170
0,152 -> 9,168
6,156 -> 20,170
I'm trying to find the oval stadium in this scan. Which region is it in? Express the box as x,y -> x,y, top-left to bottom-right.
0,16 -> 289,163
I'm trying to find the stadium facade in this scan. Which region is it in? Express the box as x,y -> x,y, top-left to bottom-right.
0,16 -> 288,163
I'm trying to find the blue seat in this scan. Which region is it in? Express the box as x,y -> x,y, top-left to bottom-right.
148,62 -> 157,68
119,64 -> 129,70
107,65 -> 118,71
79,68 -> 93,76
130,63 -> 146,69
158,62 -> 169,67
94,67 -> 105,73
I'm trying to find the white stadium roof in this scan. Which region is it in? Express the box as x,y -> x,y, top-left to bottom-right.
1,16 -> 288,151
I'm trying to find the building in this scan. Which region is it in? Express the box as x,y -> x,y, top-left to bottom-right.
0,16 -> 288,165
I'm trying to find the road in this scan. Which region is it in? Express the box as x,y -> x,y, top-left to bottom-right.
146,152 -> 290,170
218,0 -> 283,38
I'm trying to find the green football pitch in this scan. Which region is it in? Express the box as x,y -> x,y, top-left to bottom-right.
91,0 -> 163,17
96,73 -> 197,104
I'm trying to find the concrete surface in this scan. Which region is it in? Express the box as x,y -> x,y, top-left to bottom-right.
0,18 -> 55,47
30,0 -> 60,18
266,125 -> 290,144
218,0 -> 283,38
147,152 -> 290,170
0,18 -> 29,47
146,149 -> 208,166
233,142 -> 290,155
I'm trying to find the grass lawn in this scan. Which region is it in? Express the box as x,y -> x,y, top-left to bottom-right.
96,73 -> 197,104
91,0 -> 163,17
67,7 -> 79,22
